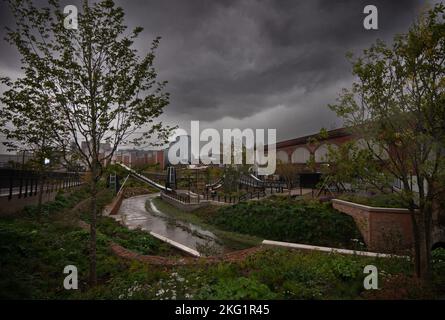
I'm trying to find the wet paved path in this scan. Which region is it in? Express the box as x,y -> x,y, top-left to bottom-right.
117,193 -> 223,254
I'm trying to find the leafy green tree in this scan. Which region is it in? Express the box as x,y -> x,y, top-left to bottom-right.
1,0 -> 172,285
222,142 -> 250,194
0,60 -> 73,216
328,4 -> 445,281
276,161 -> 298,196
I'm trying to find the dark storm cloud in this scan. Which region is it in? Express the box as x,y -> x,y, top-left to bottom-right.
0,0 -> 433,142
116,0 -> 426,126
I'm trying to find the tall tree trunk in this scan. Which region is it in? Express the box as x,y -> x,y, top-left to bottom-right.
37,151 -> 46,222
37,172 -> 45,221
89,164 -> 98,287
412,208 -> 432,282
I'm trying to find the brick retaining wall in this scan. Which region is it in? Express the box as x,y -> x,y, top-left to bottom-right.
103,191 -> 124,216
332,199 -> 413,253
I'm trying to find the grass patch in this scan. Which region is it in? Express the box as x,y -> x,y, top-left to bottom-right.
2,187 -> 443,300
2,207 -> 443,299
22,188 -> 91,217
100,248 -> 443,300
0,187 -> 118,299
0,186 -> 177,299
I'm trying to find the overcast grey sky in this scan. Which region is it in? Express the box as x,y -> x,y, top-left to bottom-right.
0,0 -> 438,152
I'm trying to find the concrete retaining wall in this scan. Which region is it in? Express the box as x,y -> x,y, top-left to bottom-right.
332,199 -> 414,253
262,240 -> 408,259
149,231 -> 200,257
160,192 -> 209,212
0,187 -> 82,216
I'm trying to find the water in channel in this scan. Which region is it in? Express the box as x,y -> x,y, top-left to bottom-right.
117,193 -> 224,255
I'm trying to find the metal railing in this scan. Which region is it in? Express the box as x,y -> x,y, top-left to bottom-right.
0,168 -> 82,200
162,191 -> 195,204
204,189 -> 267,204
238,190 -> 266,201
238,175 -> 285,192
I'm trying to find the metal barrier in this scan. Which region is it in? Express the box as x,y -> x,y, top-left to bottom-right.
163,191 -> 194,204
204,189 -> 267,204
238,175 -> 285,192
0,168 -> 83,200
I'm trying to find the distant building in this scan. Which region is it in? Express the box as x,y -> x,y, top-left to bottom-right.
0,151 -> 34,168
113,148 -> 166,170
275,127 -> 353,170
81,141 -> 113,166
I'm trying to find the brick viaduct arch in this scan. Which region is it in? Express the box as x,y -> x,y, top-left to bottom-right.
276,143 -> 341,165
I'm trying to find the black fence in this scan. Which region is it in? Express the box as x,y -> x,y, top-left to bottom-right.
163,188 -> 270,205
238,190 -> 267,202
207,193 -> 238,204
163,191 -> 194,204
0,168 -> 83,200
204,189 -> 267,204
238,175 -> 285,193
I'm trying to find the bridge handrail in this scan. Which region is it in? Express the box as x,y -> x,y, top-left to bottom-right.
205,176 -> 224,188
117,174 -> 130,195
238,175 -> 285,189
162,191 -> 194,204
117,163 -> 171,192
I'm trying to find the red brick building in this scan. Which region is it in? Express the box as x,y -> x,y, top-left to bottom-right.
276,127 -> 445,250
275,127 -> 353,167
113,148 -> 166,170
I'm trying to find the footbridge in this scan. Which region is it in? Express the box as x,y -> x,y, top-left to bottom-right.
117,163 -> 172,192
239,174 -> 285,191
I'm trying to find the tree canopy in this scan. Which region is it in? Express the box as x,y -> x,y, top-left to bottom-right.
328,4 -> 445,281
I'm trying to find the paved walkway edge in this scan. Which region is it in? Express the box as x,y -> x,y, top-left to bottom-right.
262,240 -> 409,259
149,231 -> 201,257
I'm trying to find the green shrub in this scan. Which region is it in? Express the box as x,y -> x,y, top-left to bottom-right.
432,248 -> 445,292
339,193 -> 409,208
196,277 -> 277,300
212,198 -> 363,248
22,188 -> 90,217
328,255 -> 362,280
